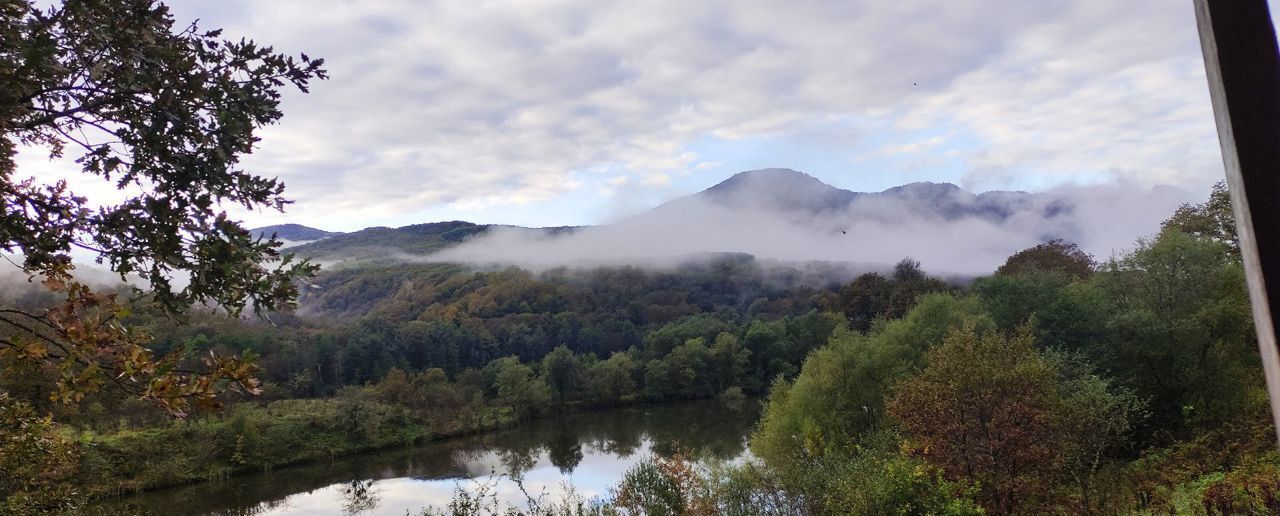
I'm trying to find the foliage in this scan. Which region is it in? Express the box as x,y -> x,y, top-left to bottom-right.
995,239 -> 1095,278
583,352 -> 638,406
838,258 -> 951,332
803,436 -> 983,515
888,326 -> 1063,513
1,0 -> 324,414
614,451 -> 715,516
543,346 -> 583,404
1048,351 -> 1146,514
752,293 -> 989,473
70,387 -> 515,498
0,393 -> 81,515
1094,229 -> 1256,436
489,356 -> 553,419
973,270 -> 1075,331
1162,180 -> 1238,256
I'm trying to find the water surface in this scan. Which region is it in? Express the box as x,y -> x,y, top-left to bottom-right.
102,400 -> 759,515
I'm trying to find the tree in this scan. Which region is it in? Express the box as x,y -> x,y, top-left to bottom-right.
0,0 -> 325,415
643,359 -> 667,401
974,271 -> 1075,331
663,337 -> 712,399
376,367 -> 415,405
888,326 -> 1062,514
541,345 -> 582,404
0,394 -> 80,514
1095,229 -> 1256,435
1047,352 -> 1144,515
837,258 -> 950,332
489,357 -> 551,419
752,294 -> 990,474
1161,180 -> 1238,256
838,272 -> 890,332
995,239 -> 1095,278
708,332 -> 750,394
585,352 -> 637,406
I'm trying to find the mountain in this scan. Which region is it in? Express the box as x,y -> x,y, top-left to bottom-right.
259,169 -> 1066,264
697,168 -> 856,213
251,224 -> 342,243
286,221 -> 491,260
275,221 -> 585,263
677,168 -> 1062,224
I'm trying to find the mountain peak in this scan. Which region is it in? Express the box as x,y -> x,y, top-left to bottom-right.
699,168 -> 855,213
250,223 -> 340,242
707,168 -> 822,192
882,181 -> 963,195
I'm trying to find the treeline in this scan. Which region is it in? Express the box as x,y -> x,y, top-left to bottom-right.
148,255 -> 857,398
12,253 -> 912,428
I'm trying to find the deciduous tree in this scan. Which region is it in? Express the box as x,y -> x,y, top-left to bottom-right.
0,0 -> 325,415
888,326 -> 1061,513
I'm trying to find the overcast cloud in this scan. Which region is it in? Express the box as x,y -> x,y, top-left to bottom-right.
19,0 -> 1265,231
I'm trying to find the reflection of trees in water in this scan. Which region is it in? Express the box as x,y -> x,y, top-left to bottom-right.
578,409 -> 645,458
546,419 -> 584,473
638,401 -> 757,461
432,400 -> 758,478
208,498 -> 287,516
451,447 -> 493,477
498,446 -> 539,479
103,400 -> 760,515
339,479 -> 379,515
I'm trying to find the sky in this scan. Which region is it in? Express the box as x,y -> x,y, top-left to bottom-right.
19,0 -> 1280,232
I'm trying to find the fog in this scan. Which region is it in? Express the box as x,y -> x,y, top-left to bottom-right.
425,180 -> 1195,276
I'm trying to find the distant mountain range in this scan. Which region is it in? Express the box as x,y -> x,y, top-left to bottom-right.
254,168 -> 1069,263
672,168 -> 1067,222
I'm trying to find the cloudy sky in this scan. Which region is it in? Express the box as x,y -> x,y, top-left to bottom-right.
21,0 -> 1279,232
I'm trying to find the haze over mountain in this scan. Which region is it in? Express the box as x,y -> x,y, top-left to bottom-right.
263,168 -> 1192,275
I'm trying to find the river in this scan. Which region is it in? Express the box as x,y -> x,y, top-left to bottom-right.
98,399 -> 760,515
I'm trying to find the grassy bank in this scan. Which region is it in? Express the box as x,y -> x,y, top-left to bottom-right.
75,391 -> 520,498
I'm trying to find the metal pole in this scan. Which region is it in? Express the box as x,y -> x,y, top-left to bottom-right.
1193,0 -> 1280,443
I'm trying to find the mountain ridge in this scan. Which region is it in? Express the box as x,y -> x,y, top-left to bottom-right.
257,169 -> 1058,263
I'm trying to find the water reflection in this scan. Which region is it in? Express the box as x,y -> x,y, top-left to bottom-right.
338,480 -> 378,516
99,400 -> 758,516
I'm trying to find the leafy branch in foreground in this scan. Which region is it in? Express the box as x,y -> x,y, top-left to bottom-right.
0,0 -> 324,413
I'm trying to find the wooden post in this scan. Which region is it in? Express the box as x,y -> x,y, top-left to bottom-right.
1194,0 -> 1280,443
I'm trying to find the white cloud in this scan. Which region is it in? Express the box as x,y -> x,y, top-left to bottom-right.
23,0 -> 1240,229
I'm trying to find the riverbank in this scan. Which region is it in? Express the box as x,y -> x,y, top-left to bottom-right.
76,393 -> 522,498
93,399 -> 762,516
75,387 -> 710,500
